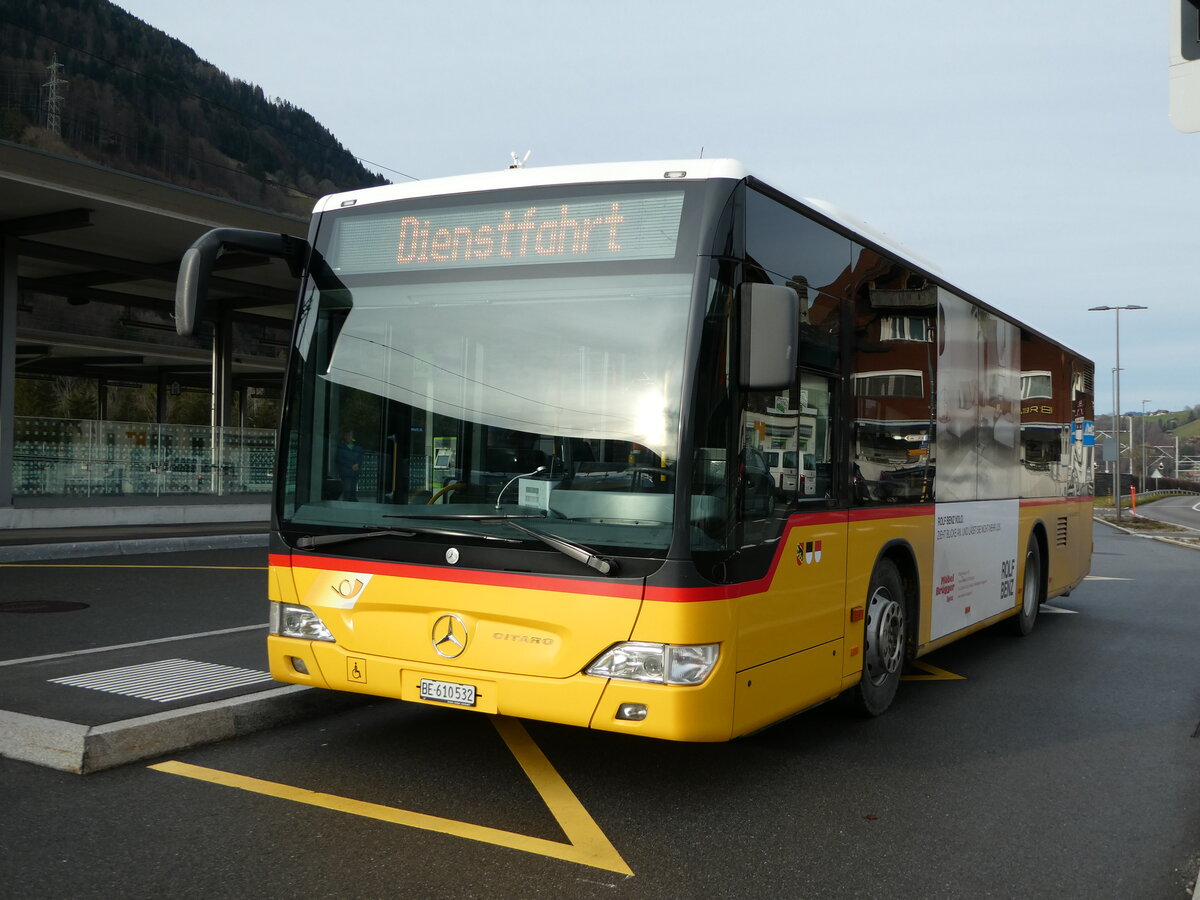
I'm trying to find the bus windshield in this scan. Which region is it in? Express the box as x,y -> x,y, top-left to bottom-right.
279,185 -> 702,556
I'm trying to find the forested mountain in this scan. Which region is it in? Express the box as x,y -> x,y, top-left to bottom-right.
0,0 -> 387,215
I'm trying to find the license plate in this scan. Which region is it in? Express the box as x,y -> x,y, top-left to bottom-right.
419,678 -> 476,707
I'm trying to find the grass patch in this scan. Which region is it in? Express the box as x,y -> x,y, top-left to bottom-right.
1095,513 -> 1200,546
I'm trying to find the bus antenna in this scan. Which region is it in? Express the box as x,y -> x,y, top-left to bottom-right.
509,150 -> 532,169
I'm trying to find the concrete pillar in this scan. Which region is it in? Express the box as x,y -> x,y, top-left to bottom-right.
210,316 -> 234,494
211,316 -> 233,428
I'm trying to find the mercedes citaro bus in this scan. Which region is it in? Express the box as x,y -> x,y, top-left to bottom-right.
176,159 -> 1093,741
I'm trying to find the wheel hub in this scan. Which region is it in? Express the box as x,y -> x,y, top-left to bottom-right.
865,587 -> 905,685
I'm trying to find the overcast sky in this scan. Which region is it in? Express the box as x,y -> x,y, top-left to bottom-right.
116,0 -> 1198,416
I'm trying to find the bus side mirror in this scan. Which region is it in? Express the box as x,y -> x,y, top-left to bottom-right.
739,283 -> 799,390
174,228 -> 308,336
175,242 -> 211,337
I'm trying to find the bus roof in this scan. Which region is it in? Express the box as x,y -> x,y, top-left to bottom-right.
309,158 -> 1084,362
312,159 -> 750,213
314,158 -> 937,272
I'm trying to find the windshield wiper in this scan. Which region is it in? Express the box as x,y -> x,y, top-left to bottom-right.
296,520 -> 617,576
295,525 -> 520,550
500,520 -> 619,576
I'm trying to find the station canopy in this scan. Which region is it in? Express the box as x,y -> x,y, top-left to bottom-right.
1,140 -> 307,395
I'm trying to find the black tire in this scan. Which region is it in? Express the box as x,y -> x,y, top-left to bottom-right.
854,558 -> 907,716
1012,533 -> 1043,636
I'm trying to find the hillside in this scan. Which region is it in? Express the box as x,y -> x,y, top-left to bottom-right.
0,0 -> 387,215
1098,407 -> 1200,439
1163,414 -> 1200,441
1094,407 -> 1200,473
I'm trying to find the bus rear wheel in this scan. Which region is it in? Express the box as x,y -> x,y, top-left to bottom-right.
1012,533 -> 1043,636
854,558 -> 907,716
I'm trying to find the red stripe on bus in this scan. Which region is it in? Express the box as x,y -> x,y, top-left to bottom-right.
271,506 -> 931,606
1020,496 -> 1094,508
646,510 -> 858,603
271,553 -> 644,599
644,506 -> 949,602
271,500 -> 1075,607
849,505 -> 934,522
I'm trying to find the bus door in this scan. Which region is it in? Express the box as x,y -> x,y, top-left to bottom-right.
733,373 -> 847,729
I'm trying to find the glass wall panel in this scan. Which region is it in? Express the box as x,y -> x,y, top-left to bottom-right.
12,417 -> 275,498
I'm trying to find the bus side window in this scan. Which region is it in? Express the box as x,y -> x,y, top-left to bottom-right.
848,248 -> 937,505
796,373 -> 835,503
744,373 -> 835,511
739,393 -> 789,547
689,261 -> 737,551
745,188 -> 849,372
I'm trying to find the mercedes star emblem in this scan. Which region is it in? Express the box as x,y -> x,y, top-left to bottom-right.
431,613 -> 469,658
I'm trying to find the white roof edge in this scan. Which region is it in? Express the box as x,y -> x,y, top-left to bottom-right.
313,159 -> 749,213
799,196 -> 944,277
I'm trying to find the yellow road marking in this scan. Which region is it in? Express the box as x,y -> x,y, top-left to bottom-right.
490,717 -> 632,874
902,660 -> 966,681
150,715 -> 632,876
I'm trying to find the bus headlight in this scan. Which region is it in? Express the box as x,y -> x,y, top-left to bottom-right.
269,602 -> 335,642
585,642 -> 719,685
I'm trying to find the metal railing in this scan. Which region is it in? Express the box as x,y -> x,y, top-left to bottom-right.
12,417 -> 275,499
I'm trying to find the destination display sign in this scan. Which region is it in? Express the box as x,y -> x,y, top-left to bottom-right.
329,191 -> 685,274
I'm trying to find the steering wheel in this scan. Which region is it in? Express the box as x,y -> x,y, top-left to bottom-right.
426,482 -> 466,504
626,467 -> 675,492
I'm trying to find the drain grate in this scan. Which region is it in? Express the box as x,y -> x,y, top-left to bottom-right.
50,658 -> 275,702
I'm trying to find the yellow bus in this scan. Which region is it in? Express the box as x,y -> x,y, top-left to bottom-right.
176,160 -> 1094,741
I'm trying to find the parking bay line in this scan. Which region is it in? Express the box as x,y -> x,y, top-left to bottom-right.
149,715 -> 633,876
902,660 -> 965,681
0,624 -> 267,669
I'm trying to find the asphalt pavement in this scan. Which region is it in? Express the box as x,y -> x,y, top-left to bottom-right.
0,521 -> 366,774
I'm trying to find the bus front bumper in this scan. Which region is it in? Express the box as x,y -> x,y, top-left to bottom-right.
268,635 -> 735,742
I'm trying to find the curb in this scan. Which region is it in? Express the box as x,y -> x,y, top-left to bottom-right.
1093,515 -> 1200,549
0,684 -> 371,774
0,533 -> 268,563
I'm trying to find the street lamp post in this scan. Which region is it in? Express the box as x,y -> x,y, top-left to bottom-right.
1088,304 -> 1147,521
1111,367 -> 1120,490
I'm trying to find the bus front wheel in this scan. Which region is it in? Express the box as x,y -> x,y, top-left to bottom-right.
855,558 -> 907,716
